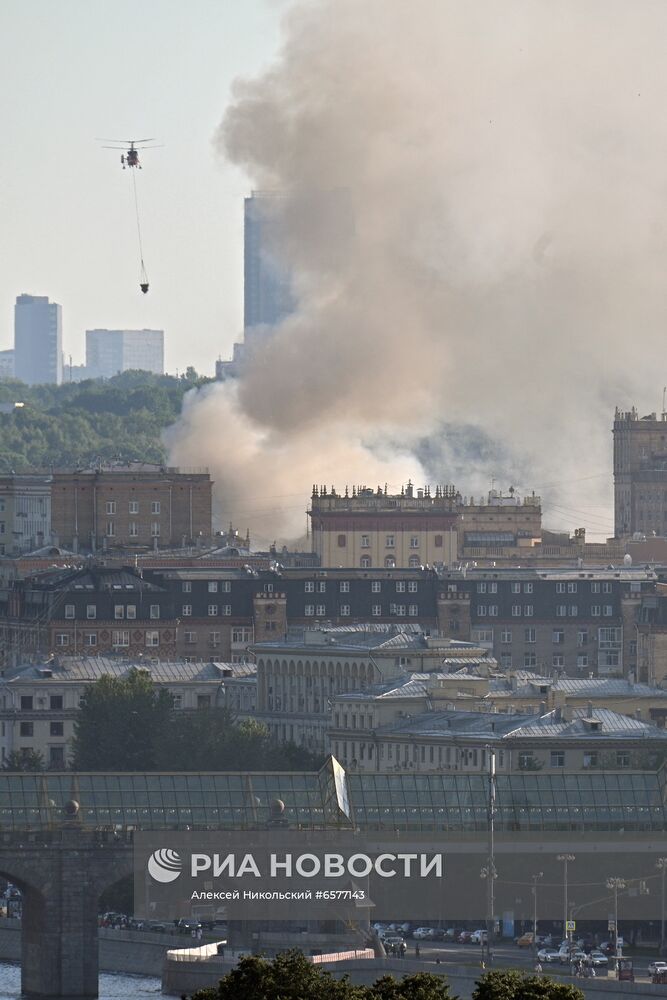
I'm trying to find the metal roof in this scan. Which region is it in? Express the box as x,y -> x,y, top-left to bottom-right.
4,658 -> 254,684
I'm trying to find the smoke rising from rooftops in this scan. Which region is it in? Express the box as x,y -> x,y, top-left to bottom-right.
167,0 -> 667,541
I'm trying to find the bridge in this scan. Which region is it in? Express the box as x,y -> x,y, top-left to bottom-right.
0,761 -> 665,997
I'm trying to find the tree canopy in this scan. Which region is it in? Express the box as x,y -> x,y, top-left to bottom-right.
472,970 -> 585,1000
71,670 -> 323,771
0,370 -> 212,471
191,952 -> 457,1000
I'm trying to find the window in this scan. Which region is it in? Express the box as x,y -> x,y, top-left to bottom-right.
197,695 -> 211,709
111,630 -> 130,647
385,556 -> 396,568
577,629 -> 588,646
577,654 -> 588,668
552,654 -> 564,667
372,604 -> 382,617
591,605 -> 601,617
409,555 -> 420,568
512,605 -> 521,617
129,500 -> 139,514
524,627 -> 536,643
222,605 -> 231,616
55,633 -> 69,646
209,631 -> 221,646
396,581 -> 406,592
552,629 -> 564,644
151,500 -> 161,514
524,652 -> 537,667
182,581 -> 192,593
434,534 -> 443,547
84,633 -> 97,646
305,581 -> 315,593
488,605 -> 498,617
340,581 -> 350,593
556,605 -> 566,617
408,604 -> 418,616
50,722 -> 64,737
208,604 -> 218,616
477,582 -> 487,594
501,629 -> 512,643
149,605 -> 159,619
500,652 -> 512,668
145,631 -> 159,647
603,605 -> 613,617
151,522 -> 160,537
106,521 -> 115,537
337,534 -> 347,547
524,605 -> 534,617
86,605 -> 96,619
360,556 -> 371,568
385,535 -> 395,547
305,605 -> 314,616
583,751 -> 599,768
208,581 -> 218,593
478,605 -> 487,617
129,522 -> 138,538
114,605 -> 124,619
184,631 -> 197,644
511,582 -> 521,594
360,534 -> 370,548
182,605 -> 192,616
64,604 -> 75,619
371,581 -> 381,593
488,582 -> 498,594
316,604 -> 326,616
550,751 -> 565,768
603,582 -> 612,593
518,752 -> 536,769
231,627 -> 252,643
340,605 -> 350,616
20,722 -> 33,737
568,582 -> 577,593
49,746 -> 65,767
591,581 -> 600,593
318,581 -> 326,592
50,695 -> 63,710
569,605 -> 578,617
105,500 -> 116,515
616,751 -> 630,768
408,581 -> 418,593
220,581 -> 231,593
556,582 -> 566,593
524,582 -> 533,593
410,536 -> 419,548
20,696 -> 33,711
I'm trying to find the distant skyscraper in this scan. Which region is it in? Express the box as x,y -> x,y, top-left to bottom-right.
14,294 -> 62,385
86,329 -> 164,379
614,405 -> 667,537
243,192 -> 295,331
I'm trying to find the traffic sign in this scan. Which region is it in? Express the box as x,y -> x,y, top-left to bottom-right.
566,920 -> 576,931
608,920 -> 616,931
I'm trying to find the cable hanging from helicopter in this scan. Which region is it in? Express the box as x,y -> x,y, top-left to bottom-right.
97,138 -> 161,294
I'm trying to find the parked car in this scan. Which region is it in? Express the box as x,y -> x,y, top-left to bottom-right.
412,927 -> 433,940
648,961 -> 667,976
444,928 -> 461,940
470,930 -> 488,945
382,936 -> 405,952
516,932 -> 534,948
537,948 -> 561,963
458,931 -> 473,944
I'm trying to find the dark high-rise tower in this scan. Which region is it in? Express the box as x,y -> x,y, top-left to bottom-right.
243,192 -> 295,331
613,405 -> 667,537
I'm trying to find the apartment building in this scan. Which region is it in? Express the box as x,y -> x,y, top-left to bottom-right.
51,464 -> 212,552
0,658 -> 250,767
0,475 -> 52,556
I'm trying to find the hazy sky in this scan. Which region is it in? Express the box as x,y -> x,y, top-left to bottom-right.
0,0 -> 285,374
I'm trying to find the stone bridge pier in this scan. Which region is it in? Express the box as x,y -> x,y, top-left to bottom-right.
0,823 -> 133,998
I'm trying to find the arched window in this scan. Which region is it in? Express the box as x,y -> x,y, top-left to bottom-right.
360,555 -> 372,568
409,555 -> 420,568
385,556 -> 396,568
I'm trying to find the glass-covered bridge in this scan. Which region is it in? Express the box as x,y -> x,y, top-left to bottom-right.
0,758 -> 665,832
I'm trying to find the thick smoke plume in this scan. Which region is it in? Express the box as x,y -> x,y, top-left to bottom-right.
167,0 -> 667,542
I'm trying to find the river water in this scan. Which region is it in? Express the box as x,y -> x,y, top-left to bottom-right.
0,963 -> 164,998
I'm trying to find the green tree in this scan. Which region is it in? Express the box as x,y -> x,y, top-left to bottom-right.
192,950 -> 366,1000
472,970 -> 584,1000
372,972 -> 457,1000
71,668 -> 175,770
2,749 -> 44,771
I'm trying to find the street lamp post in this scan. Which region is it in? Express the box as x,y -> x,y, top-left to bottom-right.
557,854 -> 575,947
657,859 -> 667,957
531,872 -> 544,960
606,877 -> 626,974
480,748 -> 498,965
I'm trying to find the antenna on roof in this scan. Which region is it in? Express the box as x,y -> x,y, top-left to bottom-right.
662,386 -> 666,419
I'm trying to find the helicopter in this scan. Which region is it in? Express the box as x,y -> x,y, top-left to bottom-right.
97,138 -> 159,169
